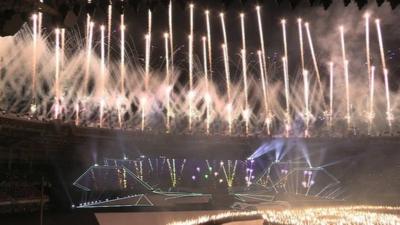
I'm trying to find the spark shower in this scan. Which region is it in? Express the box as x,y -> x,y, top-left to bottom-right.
0,2 -> 397,137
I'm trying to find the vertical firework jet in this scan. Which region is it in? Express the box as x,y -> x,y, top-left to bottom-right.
383,69 -> 392,130
258,51 -> 271,135
142,10 -> 152,131
169,1 -> 174,70
202,36 -> 211,134
369,66 -> 375,134
107,2 -> 112,66
54,28 -> 61,120
85,8 -> 91,51
205,10 -> 212,81
38,0 -> 43,39
99,25 -> 106,128
240,13 -> 249,135
304,22 -> 322,91
118,18 -> 125,129
145,10 -> 152,90
222,43 -> 232,134
220,13 -> 232,134
60,28 -> 65,116
281,20 -> 291,137
220,13 -> 230,99
281,20 -> 289,72
85,22 -> 94,94
303,70 -> 310,137
120,15 -> 125,95
298,18 -> 305,72
31,14 -> 38,108
188,4 -> 194,131
340,26 -> 351,128
256,6 -> 269,94
344,60 -> 351,127
282,57 -> 290,137
365,14 -> 373,134
329,62 -> 334,129
61,29 -> 65,69
164,33 -> 171,133
376,19 -> 392,130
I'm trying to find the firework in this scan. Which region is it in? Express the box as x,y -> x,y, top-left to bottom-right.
164,33 -> 171,133
84,21 -> 94,94
169,1 -> 174,69
256,6 -> 269,94
303,70 -> 310,137
329,62 -> 334,129
282,57 -> 290,137
376,19 -> 393,130
304,22 -> 322,95
188,4 -> 194,131
340,26 -> 351,128
99,25 -> 106,127
107,3 -> 112,66
54,28 -> 61,119
202,36 -> 210,134
240,13 -> 249,135
31,14 -> 38,106
298,18 -> 305,72
205,10 -> 212,80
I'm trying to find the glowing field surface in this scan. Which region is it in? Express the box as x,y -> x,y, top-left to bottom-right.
169,206 -> 400,225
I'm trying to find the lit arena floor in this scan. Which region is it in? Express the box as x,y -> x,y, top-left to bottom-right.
94,206 -> 400,225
